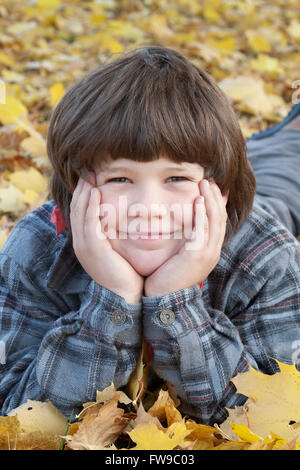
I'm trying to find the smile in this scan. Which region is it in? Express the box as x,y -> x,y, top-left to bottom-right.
127,233 -> 173,240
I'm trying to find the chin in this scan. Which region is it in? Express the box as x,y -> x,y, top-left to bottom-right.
109,239 -> 184,277
121,247 -> 175,277
127,254 -> 166,277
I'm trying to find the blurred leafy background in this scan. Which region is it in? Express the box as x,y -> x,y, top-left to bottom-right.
0,0 -> 300,248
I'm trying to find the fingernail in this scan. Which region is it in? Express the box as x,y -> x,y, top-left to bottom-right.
203,179 -> 209,188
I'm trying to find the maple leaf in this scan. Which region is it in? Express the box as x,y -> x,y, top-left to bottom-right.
123,401 -> 164,434
147,389 -> 182,426
62,391 -> 127,450
7,399 -> 67,436
220,360 -> 300,442
127,420 -> 192,450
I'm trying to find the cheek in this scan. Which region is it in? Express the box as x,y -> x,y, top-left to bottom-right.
172,195 -> 197,230
98,191 -> 119,229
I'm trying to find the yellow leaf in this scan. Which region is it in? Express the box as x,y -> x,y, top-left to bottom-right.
148,389 -> 182,424
212,440 -> 248,450
147,14 -> 174,40
192,440 -> 211,450
0,184 -> 25,212
247,33 -> 271,52
49,82 -> 65,107
202,0 -> 221,21
250,54 -> 284,77
0,52 -> 13,67
230,422 -> 262,443
207,37 -> 236,54
0,96 -> 28,125
22,189 -> 39,205
127,340 -> 147,404
219,76 -> 274,115
1,70 -> 24,84
8,400 -> 67,436
36,0 -> 60,9
89,12 -> 106,25
0,229 -> 9,250
221,361 -> 300,441
287,20 -> 300,41
128,420 -> 191,450
8,167 -> 48,195
21,135 -> 47,158
185,419 -> 221,447
100,37 -> 124,54
7,22 -> 37,36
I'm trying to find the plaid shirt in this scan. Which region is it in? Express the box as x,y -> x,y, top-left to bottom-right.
1,197 -> 300,425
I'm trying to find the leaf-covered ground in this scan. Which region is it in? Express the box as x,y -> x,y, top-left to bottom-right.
1,361 -> 300,450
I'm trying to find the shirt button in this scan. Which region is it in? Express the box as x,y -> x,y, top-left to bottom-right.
159,308 -> 175,325
111,309 -> 126,325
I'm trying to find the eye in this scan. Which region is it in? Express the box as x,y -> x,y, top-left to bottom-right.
167,176 -> 190,182
106,177 -> 131,183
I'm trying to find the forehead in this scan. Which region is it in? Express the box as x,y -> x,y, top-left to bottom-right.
96,156 -> 203,173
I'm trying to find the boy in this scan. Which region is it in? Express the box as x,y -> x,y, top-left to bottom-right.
1,46 -> 300,426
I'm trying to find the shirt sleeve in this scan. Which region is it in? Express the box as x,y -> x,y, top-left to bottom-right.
142,246 -> 300,426
0,253 -> 142,418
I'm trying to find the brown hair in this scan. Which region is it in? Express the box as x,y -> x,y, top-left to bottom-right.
47,45 -> 256,245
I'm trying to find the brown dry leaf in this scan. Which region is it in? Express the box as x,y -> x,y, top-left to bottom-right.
15,432 -> 62,450
275,437 -> 298,451
77,382 -> 132,420
246,439 -> 277,450
0,415 -> 20,450
185,419 -> 221,446
147,389 -> 182,425
63,391 -> 127,450
210,440 -> 249,450
124,401 -> 164,434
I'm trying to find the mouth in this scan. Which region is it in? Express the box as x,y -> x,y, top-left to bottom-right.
127,232 -> 173,240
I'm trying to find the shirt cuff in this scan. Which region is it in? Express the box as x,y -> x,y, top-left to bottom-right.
80,280 -> 142,344
142,283 -> 202,313
142,283 -> 207,334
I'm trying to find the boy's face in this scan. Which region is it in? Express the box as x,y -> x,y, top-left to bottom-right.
94,156 -> 226,276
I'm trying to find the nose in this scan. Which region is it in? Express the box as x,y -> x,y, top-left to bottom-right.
128,200 -> 168,220
127,186 -> 169,234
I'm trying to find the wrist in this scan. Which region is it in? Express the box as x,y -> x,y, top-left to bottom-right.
125,295 -> 142,304
122,291 -> 143,304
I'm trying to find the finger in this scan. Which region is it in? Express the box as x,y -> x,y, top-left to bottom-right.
184,196 -> 206,251
200,180 -> 224,252
70,179 -> 92,246
207,179 -> 229,216
85,187 -> 107,241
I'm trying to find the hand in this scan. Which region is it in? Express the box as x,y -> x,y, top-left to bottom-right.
144,179 -> 228,297
70,174 -> 144,304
